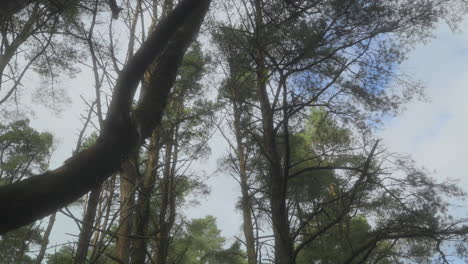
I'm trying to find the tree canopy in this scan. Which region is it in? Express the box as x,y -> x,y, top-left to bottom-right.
0,0 -> 467,263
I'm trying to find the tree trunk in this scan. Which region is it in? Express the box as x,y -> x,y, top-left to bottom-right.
156,132 -> 174,264
131,129 -> 161,264
253,1 -> 294,263
74,185 -> 102,264
232,100 -> 257,264
35,213 -> 56,264
89,175 -> 116,263
116,153 -> 139,264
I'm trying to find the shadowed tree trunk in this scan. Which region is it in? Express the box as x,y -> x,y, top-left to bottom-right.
74,186 -> 102,264
156,129 -> 175,264
253,1 -> 294,263
0,0 -> 212,234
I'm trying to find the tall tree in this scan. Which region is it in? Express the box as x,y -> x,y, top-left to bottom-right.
0,119 -> 54,263
213,0 -> 468,263
0,119 -> 53,184
214,26 -> 259,264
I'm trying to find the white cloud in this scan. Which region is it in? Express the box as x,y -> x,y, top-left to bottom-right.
380,21 -> 468,213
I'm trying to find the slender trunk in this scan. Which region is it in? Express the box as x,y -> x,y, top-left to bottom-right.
131,129 -> 161,264
90,175 -> 116,263
232,99 -> 257,264
126,0 -> 142,60
116,153 -> 138,264
87,187 -> 106,260
253,1 -> 294,263
34,213 -> 56,264
74,185 -> 102,264
167,124 -> 178,233
156,132 -> 174,264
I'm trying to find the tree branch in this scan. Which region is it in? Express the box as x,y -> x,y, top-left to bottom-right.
0,0 -> 212,234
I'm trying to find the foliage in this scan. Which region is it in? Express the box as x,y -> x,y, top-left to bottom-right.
0,1 -> 467,264
46,245 -> 74,264
169,216 -> 245,264
0,224 -> 42,264
296,215 -> 394,264
0,119 -> 53,184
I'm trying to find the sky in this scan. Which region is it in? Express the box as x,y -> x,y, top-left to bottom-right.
24,15 -> 468,260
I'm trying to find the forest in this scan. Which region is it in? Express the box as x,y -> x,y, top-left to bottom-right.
0,0 -> 467,263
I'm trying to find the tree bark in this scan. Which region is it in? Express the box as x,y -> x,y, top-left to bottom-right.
232,99 -> 257,264
131,129 -> 161,264
0,0 -> 212,234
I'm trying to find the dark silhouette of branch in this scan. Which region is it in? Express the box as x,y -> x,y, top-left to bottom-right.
0,0 -> 34,21
0,0 -> 212,234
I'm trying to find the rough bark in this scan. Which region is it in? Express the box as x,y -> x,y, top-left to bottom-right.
0,0 -> 212,234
